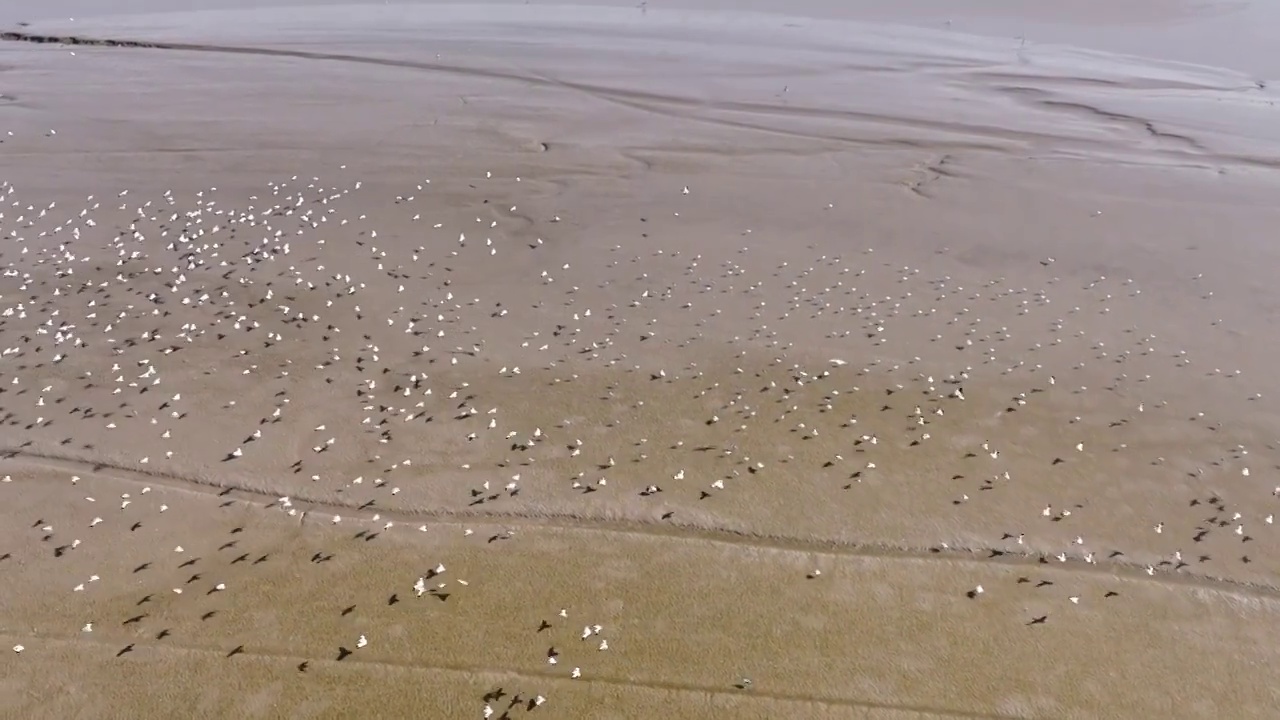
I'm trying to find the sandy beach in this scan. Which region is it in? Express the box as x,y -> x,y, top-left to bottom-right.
3,2 -> 1280,718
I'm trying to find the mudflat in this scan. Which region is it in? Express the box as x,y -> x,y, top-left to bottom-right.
3,2 -> 1280,718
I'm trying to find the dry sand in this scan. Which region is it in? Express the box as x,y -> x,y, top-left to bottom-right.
3,2 -> 1280,718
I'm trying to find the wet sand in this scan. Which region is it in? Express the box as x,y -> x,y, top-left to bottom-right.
3,2 -> 1280,718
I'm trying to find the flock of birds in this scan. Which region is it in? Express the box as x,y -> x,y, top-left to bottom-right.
2,122 -> 1279,715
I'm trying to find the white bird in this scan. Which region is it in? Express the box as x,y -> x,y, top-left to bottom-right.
357,635 -> 368,649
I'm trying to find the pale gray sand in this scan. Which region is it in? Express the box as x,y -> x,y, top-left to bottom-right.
3,3 -> 1280,719
6,0 -> 1280,76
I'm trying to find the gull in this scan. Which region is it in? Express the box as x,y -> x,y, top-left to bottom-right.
414,577 -> 427,596
357,635 -> 368,649
12,645 -> 22,653
82,623 -> 93,632
571,667 -> 582,679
